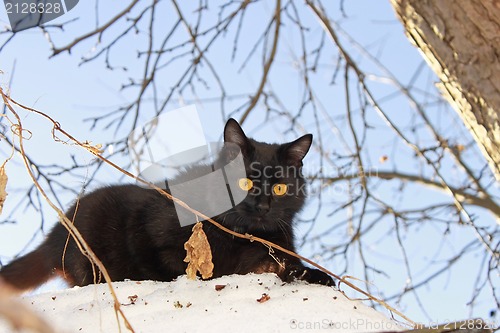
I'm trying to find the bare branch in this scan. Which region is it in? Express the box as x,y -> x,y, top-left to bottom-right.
50,0 -> 141,57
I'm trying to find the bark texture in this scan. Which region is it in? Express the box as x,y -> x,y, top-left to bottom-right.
391,0 -> 500,180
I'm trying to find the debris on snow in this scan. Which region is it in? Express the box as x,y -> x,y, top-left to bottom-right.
0,274 -> 405,333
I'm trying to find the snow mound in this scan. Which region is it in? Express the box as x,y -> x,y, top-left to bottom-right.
0,273 -> 405,333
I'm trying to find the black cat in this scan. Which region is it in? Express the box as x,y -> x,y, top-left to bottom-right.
0,118 -> 334,292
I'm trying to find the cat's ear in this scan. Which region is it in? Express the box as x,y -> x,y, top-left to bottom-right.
224,118 -> 251,156
283,134 -> 313,166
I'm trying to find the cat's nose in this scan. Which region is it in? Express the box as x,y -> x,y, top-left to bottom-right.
256,202 -> 270,215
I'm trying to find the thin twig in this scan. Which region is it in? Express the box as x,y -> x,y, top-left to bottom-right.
239,0 -> 281,125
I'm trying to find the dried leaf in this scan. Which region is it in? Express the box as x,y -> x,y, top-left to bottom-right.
82,141 -> 104,155
256,293 -> 270,303
128,295 -> 138,305
184,222 -> 214,280
215,284 -> 226,291
0,164 -> 7,215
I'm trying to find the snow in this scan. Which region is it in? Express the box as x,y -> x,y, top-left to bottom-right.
0,273 -> 405,333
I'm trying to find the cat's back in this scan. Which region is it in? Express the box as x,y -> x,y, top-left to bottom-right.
73,183 -> 161,208
65,184 -> 173,230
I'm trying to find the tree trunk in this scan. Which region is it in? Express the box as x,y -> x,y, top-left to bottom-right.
390,0 -> 500,181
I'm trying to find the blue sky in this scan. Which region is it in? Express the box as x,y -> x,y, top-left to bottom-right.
0,0 -> 498,328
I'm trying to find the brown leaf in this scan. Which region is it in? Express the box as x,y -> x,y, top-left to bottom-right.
215,284 -> 226,291
184,222 -> 214,280
0,164 -> 7,215
256,293 -> 270,303
128,295 -> 138,305
81,141 -> 104,155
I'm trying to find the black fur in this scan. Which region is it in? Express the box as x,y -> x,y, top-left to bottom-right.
0,118 -> 334,291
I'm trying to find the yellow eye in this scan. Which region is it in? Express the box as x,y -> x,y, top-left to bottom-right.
238,178 -> 253,191
273,184 -> 288,196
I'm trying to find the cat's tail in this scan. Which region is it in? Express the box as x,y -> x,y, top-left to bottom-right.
0,242 -> 59,293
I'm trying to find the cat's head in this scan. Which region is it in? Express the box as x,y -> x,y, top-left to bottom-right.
218,118 -> 313,235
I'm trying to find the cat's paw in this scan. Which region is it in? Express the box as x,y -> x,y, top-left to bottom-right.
285,266 -> 335,287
